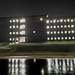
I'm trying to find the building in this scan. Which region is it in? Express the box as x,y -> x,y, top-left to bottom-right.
0,15 -> 75,44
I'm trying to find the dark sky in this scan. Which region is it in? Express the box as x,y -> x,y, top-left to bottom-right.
0,0 -> 75,17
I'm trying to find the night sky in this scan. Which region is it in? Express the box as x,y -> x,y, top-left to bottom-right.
0,0 -> 75,17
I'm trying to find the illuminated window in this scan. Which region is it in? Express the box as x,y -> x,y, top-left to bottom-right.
20,19 -> 25,23
65,37 -> 67,40
9,32 -> 12,35
53,19 -> 56,23
71,30 -> 74,33
60,19 -> 63,22
58,37 -> 60,40
57,31 -> 60,34
61,37 -> 64,40
9,38 -> 12,41
51,31 -> 53,34
64,20 -> 66,22
71,19 -> 73,22
71,25 -> 74,28
46,26 -> 49,29
54,37 -> 57,40
33,31 -> 36,33
68,25 -> 70,28
54,26 -> 56,28
72,37 -> 75,39
47,31 -> 49,34
68,31 -> 71,34
13,32 -> 15,34
16,25 -> 19,28
50,20 -> 52,23
16,38 -> 18,41
20,31 -> 25,35
46,20 -> 49,24
13,20 -> 15,22
13,25 -> 15,28
13,38 -> 15,41
64,25 -> 67,28
69,37 -> 71,40
47,37 -> 50,40
20,25 -> 25,29
16,32 -> 18,34
10,20 -> 12,23
16,19 -> 19,22
64,31 -> 67,34
9,26 -> 12,29
40,18 -> 43,21
54,31 -> 56,34
57,20 -> 59,22
61,31 -> 63,34
51,37 -> 53,40
57,26 -> 59,28
67,19 -> 70,22
50,26 -> 52,28
61,25 -> 63,28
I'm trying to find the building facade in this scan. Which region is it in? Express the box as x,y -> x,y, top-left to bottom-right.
0,15 -> 75,44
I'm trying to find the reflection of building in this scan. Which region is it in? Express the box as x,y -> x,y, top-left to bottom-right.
0,15 -> 75,44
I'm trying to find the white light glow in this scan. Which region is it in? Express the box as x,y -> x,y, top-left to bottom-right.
9,38 -> 12,41
71,30 -> 74,33
10,26 -> 12,29
69,37 -> 71,40
13,20 -> 15,22
51,31 -> 53,34
61,25 -> 63,28
54,26 -> 56,28
68,25 -> 70,28
16,38 -> 18,41
64,20 -> 66,22
60,19 -> 63,22
54,37 -> 57,40
33,31 -> 36,33
61,31 -> 63,34
20,31 -> 25,35
72,37 -> 75,39
71,19 -> 73,22
57,26 -> 59,28
64,25 -> 67,28
10,20 -> 12,23
20,19 -> 25,23
65,31 -> 67,34
16,32 -> 19,34
57,31 -> 60,34
13,32 -> 15,34
67,19 -> 70,22
46,15 -> 49,17
47,31 -> 49,34
71,25 -> 74,28
61,37 -> 64,40
57,20 -> 59,22
54,31 -> 56,34
68,31 -> 71,34
53,19 -> 56,23
51,37 -> 53,40
13,25 -> 15,28
47,37 -> 50,40
58,37 -> 60,40
13,38 -> 15,41
20,25 -> 25,29
50,26 -> 52,28
46,26 -> 49,29
50,20 -> 52,23
40,18 -> 43,21
65,37 -> 67,40
46,20 -> 49,24
16,19 -> 19,22
16,25 -> 19,28
9,32 -> 12,35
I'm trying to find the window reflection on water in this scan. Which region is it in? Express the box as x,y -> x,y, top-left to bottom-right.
0,58 -> 75,75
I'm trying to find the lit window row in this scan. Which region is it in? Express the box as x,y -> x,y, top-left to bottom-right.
9,19 -> 26,23
47,30 -> 75,34
9,31 -> 25,35
9,38 -> 19,41
46,19 -> 75,24
47,37 -> 75,40
46,25 -> 74,29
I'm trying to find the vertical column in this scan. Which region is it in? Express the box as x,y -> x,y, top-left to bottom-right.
63,59 -> 66,73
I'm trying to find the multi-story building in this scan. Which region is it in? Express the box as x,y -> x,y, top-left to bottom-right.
0,15 -> 75,44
